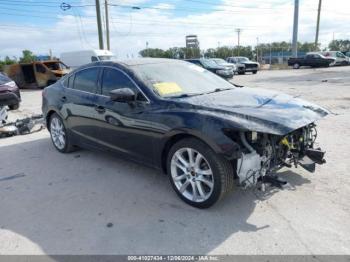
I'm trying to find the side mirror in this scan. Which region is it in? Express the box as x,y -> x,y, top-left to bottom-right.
109,88 -> 135,102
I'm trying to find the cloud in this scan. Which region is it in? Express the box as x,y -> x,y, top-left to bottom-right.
0,0 -> 349,59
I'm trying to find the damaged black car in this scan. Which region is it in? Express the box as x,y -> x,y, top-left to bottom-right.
42,58 -> 328,208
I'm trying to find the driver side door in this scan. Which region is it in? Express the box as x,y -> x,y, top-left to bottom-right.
93,67 -> 156,165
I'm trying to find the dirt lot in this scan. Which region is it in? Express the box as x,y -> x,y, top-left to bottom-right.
1,66 -> 350,255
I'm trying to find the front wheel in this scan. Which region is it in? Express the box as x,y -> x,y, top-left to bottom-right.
252,70 -> 258,74
8,103 -> 19,110
49,113 -> 76,153
167,138 -> 234,208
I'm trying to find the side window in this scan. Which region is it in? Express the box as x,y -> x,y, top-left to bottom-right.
35,64 -> 46,73
62,76 -> 69,87
73,67 -> 99,93
91,56 -> 98,62
63,75 -> 75,89
101,68 -> 146,101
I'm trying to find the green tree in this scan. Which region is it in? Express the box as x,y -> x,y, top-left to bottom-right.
329,39 -> 350,51
139,48 -> 167,58
19,50 -> 36,63
0,56 -> 16,71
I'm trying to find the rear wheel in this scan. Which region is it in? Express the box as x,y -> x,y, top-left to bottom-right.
167,138 -> 234,208
49,113 -> 76,153
293,63 -> 300,69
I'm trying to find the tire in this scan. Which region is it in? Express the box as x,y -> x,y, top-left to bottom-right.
238,71 -> 245,75
49,113 -> 76,153
166,138 -> 234,208
252,71 -> 258,74
8,103 -> 19,110
293,63 -> 300,69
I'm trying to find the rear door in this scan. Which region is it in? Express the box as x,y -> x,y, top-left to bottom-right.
62,66 -> 102,145
92,67 -> 155,164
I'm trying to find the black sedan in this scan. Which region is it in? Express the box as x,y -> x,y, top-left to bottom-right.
42,58 -> 327,208
185,58 -> 234,79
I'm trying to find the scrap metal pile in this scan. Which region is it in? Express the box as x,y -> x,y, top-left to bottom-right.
0,106 -> 44,138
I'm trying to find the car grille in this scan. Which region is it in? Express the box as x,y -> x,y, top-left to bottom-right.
245,63 -> 257,69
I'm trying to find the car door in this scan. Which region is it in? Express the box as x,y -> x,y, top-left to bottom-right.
92,66 -> 156,164
305,55 -> 314,66
62,66 -> 102,146
314,54 -> 324,66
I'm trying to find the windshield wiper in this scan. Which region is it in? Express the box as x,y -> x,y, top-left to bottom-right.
205,88 -> 233,94
167,92 -> 204,98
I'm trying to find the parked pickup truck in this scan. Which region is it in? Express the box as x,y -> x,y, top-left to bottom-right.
288,52 -> 336,69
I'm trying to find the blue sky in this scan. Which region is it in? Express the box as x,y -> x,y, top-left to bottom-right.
0,0 -> 349,59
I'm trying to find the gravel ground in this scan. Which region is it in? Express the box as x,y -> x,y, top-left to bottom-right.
0,66 -> 349,255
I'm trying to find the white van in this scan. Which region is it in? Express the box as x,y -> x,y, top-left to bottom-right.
60,49 -> 115,69
321,51 -> 350,66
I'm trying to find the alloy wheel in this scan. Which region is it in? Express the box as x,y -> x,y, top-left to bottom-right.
170,148 -> 214,203
50,116 -> 66,150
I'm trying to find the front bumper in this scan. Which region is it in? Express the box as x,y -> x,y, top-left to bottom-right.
244,67 -> 258,72
0,91 -> 21,107
217,71 -> 234,79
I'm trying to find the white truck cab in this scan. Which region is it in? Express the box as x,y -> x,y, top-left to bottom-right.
321,51 -> 350,66
60,49 -> 115,69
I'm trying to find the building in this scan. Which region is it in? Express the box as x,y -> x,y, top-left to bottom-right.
186,35 -> 200,49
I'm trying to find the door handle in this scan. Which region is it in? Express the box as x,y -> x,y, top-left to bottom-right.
60,96 -> 67,102
94,105 -> 106,113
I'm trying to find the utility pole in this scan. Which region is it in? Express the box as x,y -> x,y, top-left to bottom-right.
95,0 -> 104,49
256,37 -> 259,62
105,0 -> 110,50
235,28 -> 242,56
292,0 -> 299,57
315,0 -> 322,51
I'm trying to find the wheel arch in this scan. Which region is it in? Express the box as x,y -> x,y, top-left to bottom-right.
160,129 -> 238,174
45,109 -> 60,131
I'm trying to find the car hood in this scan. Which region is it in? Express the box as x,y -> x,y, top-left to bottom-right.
178,87 -> 329,135
207,65 -> 230,70
242,61 -> 258,65
219,62 -> 235,67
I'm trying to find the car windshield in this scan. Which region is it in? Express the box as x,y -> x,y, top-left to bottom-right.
201,59 -> 219,68
0,73 -> 11,85
132,61 -> 234,98
213,59 -> 226,64
237,57 -> 249,62
44,62 -> 69,70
